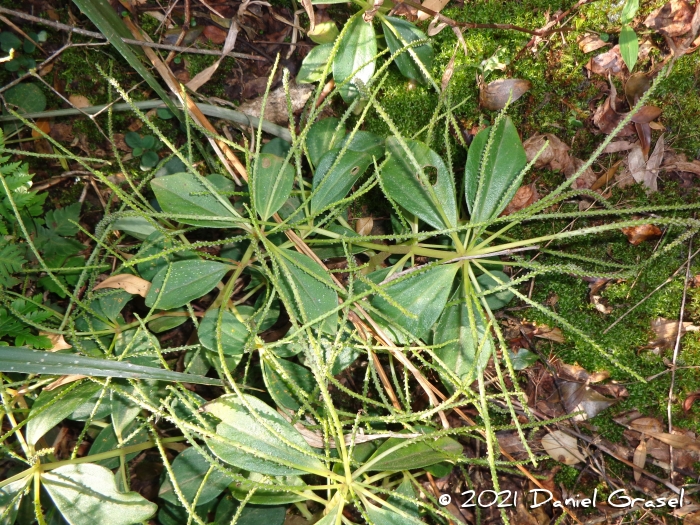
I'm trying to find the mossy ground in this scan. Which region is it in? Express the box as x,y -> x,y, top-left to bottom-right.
3,0 -> 700,489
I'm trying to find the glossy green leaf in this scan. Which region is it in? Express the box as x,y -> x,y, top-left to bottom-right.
619,25 -> 638,72
26,382 -> 100,445
365,500 -> 424,525
0,478 -> 29,524
297,42 -> 333,84
140,149 -> 159,169
135,231 -> 198,282
151,172 -> 239,228
386,479 -> 419,518
276,249 -> 338,333
253,153 -> 295,220
159,447 -> 232,506
88,421 -> 149,469
204,393 -> 327,476
72,0 -> 181,119
465,117 -> 527,224
111,386 -> 141,437
476,270 -> 514,310
42,464 -> 157,525
366,427 -> 462,471
111,216 -> 157,240
508,348 -> 539,370
261,137 -> 291,158
4,83 -> 46,114
333,15 -> 377,102
124,131 -> 142,149
221,503 -> 287,525
262,356 -> 315,410
620,0 -> 639,24
158,498 -> 216,525
198,308 -> 248,356
382,137 -> 457,230
228,471 -> 308,504
0,347 -> 222,389
306,118 -> 345,167
381,17 -> 433,83
370,264 -> 458,336
147,310 -> 187,333
434,292 -> 493,381
310,149 -> 374,214
145,260 -> 229,310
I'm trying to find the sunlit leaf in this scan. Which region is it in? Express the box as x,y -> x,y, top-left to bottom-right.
145,260 -> 229,310
333,14 -> 377,102
381,17 -> 433,83
159,447 -> 232,506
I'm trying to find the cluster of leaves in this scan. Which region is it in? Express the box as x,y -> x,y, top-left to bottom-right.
0,6 -> 698,525
298,3 -> 434,97
125,131 -> 163,170
0,30 -> 46,74
0,132 -> 84,348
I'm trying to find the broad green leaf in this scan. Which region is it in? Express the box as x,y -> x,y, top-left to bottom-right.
228,471 -> 308,504
476,270 -> 514,310
366,427 -> 462,471
619,25 -> 638,72
387,479 -> 419,518
145,260 -> 229,310
141,149 -> 159,168
148,310 -> 187,333
434,293 -> 493,381
135,231 -> 198,282
381,17 -> 433,83
465,117 -> 527,224
297,43 -> 333,84
508,348 -> 539,370
261,138 -> 291,158
42,464 -> 157,525
620,0 -> 639,24
151,172 -> 239,228
316,503 -> 343,525
111,386 -> 141,437
0,478 -> 29,525
370,264 -> 458,336
382,137 -> 457,230
159,447 -> 232,506
198,308 -> 248,356
72,0 -> 182,119
365,500 -> 424,525
88,422 -> 149,469
204,393 -> 327,476
276,249 -> 338,333
26,382 -> 100,445
253,153 -> 295,220
0,347 -> 222,387
158,498 -> 216,525
333,14 -> 377,102
4,83 -> 46,114
124,131 -> 142,149
216,500 -> 287,525
306,118 -> 345,167
339,130 -> 385,157
310,149 -> 374,214
111,216 -> 157,240
262,356 -> 315,410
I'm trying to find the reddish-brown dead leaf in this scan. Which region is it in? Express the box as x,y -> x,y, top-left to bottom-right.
479,78 -> 532,111
630,416 -> 665,434
523,133 -> 573,171
644,0 -> 695,36
50,123 -> 74,142
68,94 -> 91,109
203,24 -> 228,44
683,392 -> 700,412
621,223 -> 662,245
585,45 -> 626,76
533,324 -> 565,343
578,33 -> 609,53
501,183 -> 539,216
630,105 -> 663,123
31,119 -> 51,139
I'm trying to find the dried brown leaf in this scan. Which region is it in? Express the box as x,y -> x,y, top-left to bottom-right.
203,24 -> 228,44
649,317 -> 699,347
578,33 -> 609,53
647,431 -> 700,451
560,380 -> 618,420
94,274 -> 151,297
45,374 -> 87,391
621,223 -> 662,245
633,439 -> 647,481
603,141 -> 635,153
644,0 -> 695,36
479,78 -> 532,111
187,21 -> 239,92
523,133 -> 573,171
674,160 -> 700,175
541,430 -> 588,464
355,217 -> 373,236
237,81 -> 313,125
683,391 -> 700,412
533,324 -> 565,343
68,94 -> 91,109
39,332 -> 72,352
585,45 -> 626,76
500,183 -> 539,216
